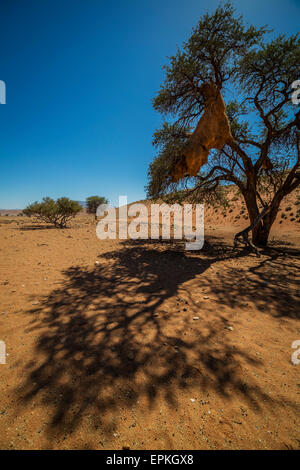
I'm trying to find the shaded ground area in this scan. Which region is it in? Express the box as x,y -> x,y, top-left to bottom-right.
0,216 -> 299,449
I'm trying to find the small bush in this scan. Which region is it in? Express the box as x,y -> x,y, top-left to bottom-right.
23,197 -> 82,228
86,195 -> 109,219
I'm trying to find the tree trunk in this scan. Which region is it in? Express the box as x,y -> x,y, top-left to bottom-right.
251,222 -> 271,247
245,192 -> 280,247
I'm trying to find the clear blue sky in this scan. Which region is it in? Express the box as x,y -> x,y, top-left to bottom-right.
0,0 -> 299,208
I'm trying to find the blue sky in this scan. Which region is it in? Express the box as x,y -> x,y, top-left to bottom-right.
0,0 -> 299,208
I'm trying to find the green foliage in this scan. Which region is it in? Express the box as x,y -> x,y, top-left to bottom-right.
23,197 -> 82,228
152,2 -> 266,120
147,3 -> 268,198
86,196 -> 108,216
146,122 -> 190,198
237,34 -> 300,107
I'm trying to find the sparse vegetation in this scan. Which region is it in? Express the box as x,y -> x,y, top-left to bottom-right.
86,195 -> 109,220
23,197 -> 82,228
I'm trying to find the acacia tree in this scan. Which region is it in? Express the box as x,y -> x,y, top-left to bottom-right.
23,197 -> 82,228
146,2 -> 300,247
86,196 -> 108,220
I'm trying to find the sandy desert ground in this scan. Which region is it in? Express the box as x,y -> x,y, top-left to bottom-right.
0,191 -> 300,450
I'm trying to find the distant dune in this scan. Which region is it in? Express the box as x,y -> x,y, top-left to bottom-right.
0,209 -> 22,216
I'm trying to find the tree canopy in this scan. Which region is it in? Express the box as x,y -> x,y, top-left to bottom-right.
86,196 -> 109,218
23,197 -> 82,228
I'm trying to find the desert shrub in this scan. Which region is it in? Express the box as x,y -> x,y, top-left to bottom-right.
23,197 -> 82,228
285,206 -> 292,211
86,196 -> 109,219
290,218 -> 295,221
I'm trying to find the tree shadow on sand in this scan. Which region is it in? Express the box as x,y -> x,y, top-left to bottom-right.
15,237 -> 299,440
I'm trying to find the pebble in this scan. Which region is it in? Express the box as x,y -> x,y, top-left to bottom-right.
129,422 -> 136,428
225,326 -> 234,331
193,316 -> 200,320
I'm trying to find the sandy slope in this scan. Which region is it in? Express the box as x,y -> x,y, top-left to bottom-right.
0,199 -> 299,449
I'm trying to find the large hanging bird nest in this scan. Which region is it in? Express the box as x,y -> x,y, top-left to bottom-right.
171,82 -> 234,182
